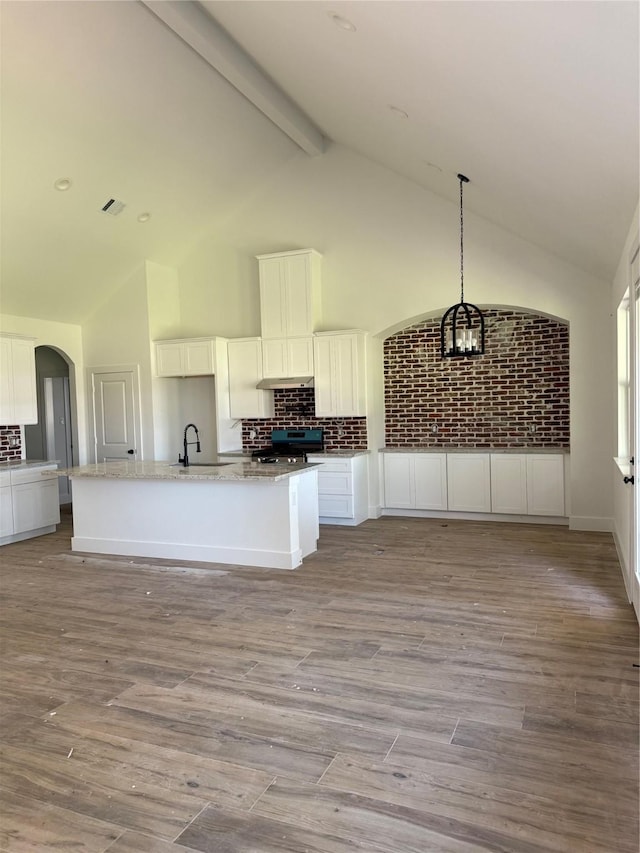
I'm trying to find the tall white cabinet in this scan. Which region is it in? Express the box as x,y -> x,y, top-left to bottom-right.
257,249 -> 322,339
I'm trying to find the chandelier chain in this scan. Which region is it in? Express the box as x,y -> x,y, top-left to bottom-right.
459,177 -> 465,304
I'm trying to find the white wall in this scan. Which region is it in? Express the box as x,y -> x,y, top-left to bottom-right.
0,313 -> 88,464
611,203 -> 639,614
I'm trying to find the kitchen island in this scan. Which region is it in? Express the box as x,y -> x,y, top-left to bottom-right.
63,459 -> 320,569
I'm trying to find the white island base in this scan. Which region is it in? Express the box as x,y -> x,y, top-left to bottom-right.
70,469 -> 319,570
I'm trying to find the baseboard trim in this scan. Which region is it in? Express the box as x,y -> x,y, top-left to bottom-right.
569,516 -> 613,532
380,508 -> 568,525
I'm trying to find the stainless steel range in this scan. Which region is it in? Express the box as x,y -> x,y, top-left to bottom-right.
251,428 -> 324,464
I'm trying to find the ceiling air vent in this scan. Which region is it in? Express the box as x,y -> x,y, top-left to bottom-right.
101,198 -> 126,216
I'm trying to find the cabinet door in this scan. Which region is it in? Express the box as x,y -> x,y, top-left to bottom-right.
228,339 -> 274,419
282,253 -> 313,337
332,335 -> 360,416
383,454 -> 414,508
287,337 -> 314,375
0,337 -> 15,423
313,335 -> 334,415
184,341 -> 214,375
12,479 -> 59,533
447,454 -> 491,512
11,338 -> 37,424
0,486 -> 14,537
262,339 -> 288,378
155,343 -> 185,377
414,454 -> 448,509
490,454 -> 527,514
526,455 -> 565,516
259,258 -> 287,339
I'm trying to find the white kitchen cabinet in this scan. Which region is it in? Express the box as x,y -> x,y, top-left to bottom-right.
155,338 -> 216,377
414,454 -> 448,510
490,454 -> 528,514
257,249 -> 322,339
0,335 -> 37,424
526,454 -> 565,516
227,338 -> 274,419
313,331 -> 366,417
1,464 -> 60,544
307,454 -> 369,525
262,337 -> 314,378
383,453 -> 447,510
0,472 -> 13,538
447,454 -> 491,512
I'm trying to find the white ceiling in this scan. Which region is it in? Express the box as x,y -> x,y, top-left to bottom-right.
1,0 -> 638,325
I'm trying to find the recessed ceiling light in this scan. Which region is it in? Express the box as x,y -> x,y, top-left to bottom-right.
137,212 -> 151,223
388,105 -> 409,119
328,12 -> 356,32
54,178 -> 72,191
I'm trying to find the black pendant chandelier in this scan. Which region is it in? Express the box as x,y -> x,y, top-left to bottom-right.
440,174 -> 485,358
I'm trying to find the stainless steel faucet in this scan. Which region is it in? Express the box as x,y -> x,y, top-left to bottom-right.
179,423 -> 201,467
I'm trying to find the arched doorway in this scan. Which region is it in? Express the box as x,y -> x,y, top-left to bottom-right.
24,346 -> 74,505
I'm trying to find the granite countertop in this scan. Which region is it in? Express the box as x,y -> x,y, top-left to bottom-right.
220,449 -> 370,459
0,459 -> 60,470
381,447 -> 570,454
59,459 -> 321,482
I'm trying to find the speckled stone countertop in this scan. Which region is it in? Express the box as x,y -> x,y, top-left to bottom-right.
220,450 -> 370,459
59,459 -> 320,482
0,459 -> 59,469
381,447 -> 570,454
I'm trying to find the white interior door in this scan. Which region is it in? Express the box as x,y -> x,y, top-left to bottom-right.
633,252 -> 639,608
91,367 -> 140,462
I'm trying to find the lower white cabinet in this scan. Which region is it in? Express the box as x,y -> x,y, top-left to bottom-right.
526,454 -> 565,516
1,464 -> 60,544
383,451 -> 566,519
307,454 -> 369,525
384,453 -> 447,510
490,454 -> 528,514
447,454 -> 492,512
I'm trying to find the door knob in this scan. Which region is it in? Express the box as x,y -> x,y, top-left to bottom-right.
127,449 -> 135,455
623,475 -> 634,484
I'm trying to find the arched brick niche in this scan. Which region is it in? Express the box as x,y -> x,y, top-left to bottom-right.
384,309 -> 569,448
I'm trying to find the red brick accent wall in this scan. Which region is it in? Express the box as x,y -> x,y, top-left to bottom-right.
242,388 -> 368,452
384,310 -> 570,448
0,426 -> 22,461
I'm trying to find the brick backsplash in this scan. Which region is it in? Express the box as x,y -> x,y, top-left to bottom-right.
242,388 -> 368,451
384,310 -> 570,448
0,426 -> 22,461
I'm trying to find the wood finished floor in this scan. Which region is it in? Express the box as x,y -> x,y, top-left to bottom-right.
0,509 -> 637,853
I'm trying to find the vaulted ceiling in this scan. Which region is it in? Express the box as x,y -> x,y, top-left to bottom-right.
1,1 -> 638,325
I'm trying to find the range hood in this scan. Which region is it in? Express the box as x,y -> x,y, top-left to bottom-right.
256,376 -> 314,390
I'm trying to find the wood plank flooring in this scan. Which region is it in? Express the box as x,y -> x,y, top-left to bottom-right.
0,508 -> 637,852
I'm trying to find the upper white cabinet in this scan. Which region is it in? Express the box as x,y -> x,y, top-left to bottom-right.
314,331 -> 367,417
526,454 -> 565,516
447,453 -> 492,513
227,338 -> 275,419
155,338 -> 216,377
262,337 -> 314,378
0,335 -> 37,424
257,249 -> 322,339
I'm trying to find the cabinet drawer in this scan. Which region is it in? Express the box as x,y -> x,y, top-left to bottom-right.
319,494 -> 354,518
307,457 -> 352,474
318,471 -> 353,495
11,466 -> 57,486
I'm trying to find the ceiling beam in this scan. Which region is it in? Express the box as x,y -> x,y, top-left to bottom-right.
140,0 -> 326,157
